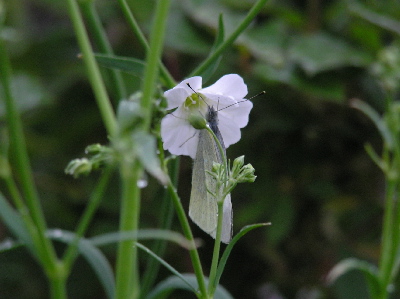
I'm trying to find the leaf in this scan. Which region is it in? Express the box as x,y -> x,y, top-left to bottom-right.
95,54 -> 145,77
212,223 -> 271,291
46,229 -> 115,299
90,229 -> 197,250
201,14 -> 225,82
327,258 -> 381,298
146,274 -> 233,299
0,193 -> 34,253
136,243 -> 196,293
351,99 -> 394,149
349,2 -> 400,36
133,131 -> 169,185
0,238 -> 23,253
288,32 -> 372,76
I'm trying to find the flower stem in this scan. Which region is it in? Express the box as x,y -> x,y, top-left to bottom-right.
63,167 -> 114,271
79,0 -> 127,102
139,0 -> 171,130
190,0 -> 270,77
166,180 -> 208,298
0,33 -> 61,290
115,162 -> 142,299
116,0 -> 176,88
66,0 -> 117,137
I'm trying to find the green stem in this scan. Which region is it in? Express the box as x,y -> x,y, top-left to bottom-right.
0,33 -> 60,282
49,266 -> 68,299
116,0 -> 176,88
115,163 -> 142,299
63,167 -> 114,270
190,0 -> 270,77
166,180 -> 208,298
208,201 -> 224,295
66,0 -> 117,137
139,0 -> 171,130
79,1 -> 127,102
378,179 -> 397,299
140,158 -> 178,297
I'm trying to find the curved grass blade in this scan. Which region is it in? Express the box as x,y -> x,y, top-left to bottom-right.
47,229 -> 115,299
351,99 -> 394,149
0,238 -> 23,253
201,14 -> 225,82
327,258 -> 381,298
90,229 -> 198,249
212,223 -> 271,293
95,54 -> 145,77
0,193 -> 34,252
136,242 -> 196,293
146,274 -> 233,299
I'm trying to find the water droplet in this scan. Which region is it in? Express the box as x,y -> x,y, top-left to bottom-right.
137,179 -> 148,188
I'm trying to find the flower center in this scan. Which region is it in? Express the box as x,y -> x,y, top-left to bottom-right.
183,93 -> 207,114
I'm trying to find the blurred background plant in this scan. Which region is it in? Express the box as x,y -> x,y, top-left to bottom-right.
0,0 -> 400,298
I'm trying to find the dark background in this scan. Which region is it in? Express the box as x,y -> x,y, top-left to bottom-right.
1,0 -> 399,298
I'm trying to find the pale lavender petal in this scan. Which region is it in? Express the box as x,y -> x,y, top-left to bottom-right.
201,74 -> 247,100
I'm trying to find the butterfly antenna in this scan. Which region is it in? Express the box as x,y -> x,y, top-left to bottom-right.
218,91 -> 266,111
186,83 -> 209,107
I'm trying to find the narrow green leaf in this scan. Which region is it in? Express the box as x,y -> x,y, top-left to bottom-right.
327,258 -> 381,298
47,229 -> 115,299
0,193 -> 34,252
201,14 -> 225,82
349,3 -> 400,36
0,238 -> 23,253
351,99 -> 394,149
136,243 -> 196,293
146,274 -> 233,299
213,223 -> 271,292
133,131 -> 169,185
90,229 -> 197,249
364,143 -> 387,171
95,53 -> 145,77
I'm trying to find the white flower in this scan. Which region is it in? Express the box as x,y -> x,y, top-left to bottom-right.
161,74 -> 252,159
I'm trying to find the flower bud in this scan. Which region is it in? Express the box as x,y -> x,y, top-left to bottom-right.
188,113 -> 207,130
237,163 -> 256,183
65,158 -> 92,178
231,155 -> 245,177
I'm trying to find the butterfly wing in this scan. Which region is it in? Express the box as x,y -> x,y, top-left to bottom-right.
189,128 -> 232,243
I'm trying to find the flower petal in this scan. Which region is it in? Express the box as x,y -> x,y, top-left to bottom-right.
201,74 -> 247,100
220,100 -> 253,128
164,76 -> 203,110
161,107 -> 199,158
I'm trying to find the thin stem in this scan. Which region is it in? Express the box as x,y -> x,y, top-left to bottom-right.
189,0 -> 270,77
116,0 -> 176,88
0,35 -> 59,277
115,162 -> 142,299
79,1 -> 127,102
208,201 -> 224,295
66,0 -> 117,137
166,180 -> 208,298
139,0 -> 171,130
63,167 -> 114,270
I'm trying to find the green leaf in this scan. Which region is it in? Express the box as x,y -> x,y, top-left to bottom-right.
327,258 -> 381,298
133,131 -> 169,185
0,238 -> 23,253
288,32 -> 372,76
95,54 -> 145,77
90,229 -> 197,249
146,274 -> 233,299
212,223 -> 271,292
0,193 -> 34,253
349,2 -> 400,36
201,14 -> 225,82
351,99 -> 394,149
47,229 -> 115,299
136,243 -> 196,293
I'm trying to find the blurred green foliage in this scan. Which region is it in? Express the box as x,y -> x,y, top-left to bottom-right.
0,0 -> 399,298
